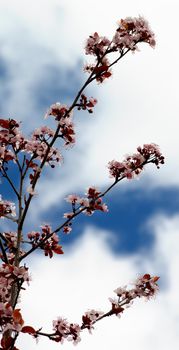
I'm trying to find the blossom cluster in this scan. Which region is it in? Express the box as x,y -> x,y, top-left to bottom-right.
45,103 -> 75,146
2,232 -> 17,251
25,138 -> 62,168
0,263 -> 29,310
0,119 -> 24,170
114,16 -> 155,50
81,310 -> 104,332
65,187 -> 108,216
0,118 -> 62,173
27,225 -> 63,258
0,196 -> 16,219
63,187 -> 108,234
0,289 -> 31,347
110,274 -> 159,317
0,263 -> 30,336
84,16 -> 155,83
0,232 -> 26,264
0,119 -> 24,149
108,143 -> 164,180
0,303 -> 24,337
77,94 -> 97,113
52,318 -> 81,345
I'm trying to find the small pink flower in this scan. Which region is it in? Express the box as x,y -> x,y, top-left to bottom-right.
63,212 -> 74,219
65,194 -> 80,204
26,186 -> 37,196
63,226 -> 72,234
45,103 -> 69,121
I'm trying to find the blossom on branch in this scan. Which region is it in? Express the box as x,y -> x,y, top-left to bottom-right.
21,274 -> 159,346
108,143 -> 164,180
45,103 -> 69,121
65,186 -> 108,218
52,318 -> 81,345
0,196 -> 16,219
114,16 -> 156,50
84,16 -> 155,83
77,94 -> 97,113
0,119 -> 24,149
25,139 -> 62,167
0,14 -> 164,349
27,225 -> 63,258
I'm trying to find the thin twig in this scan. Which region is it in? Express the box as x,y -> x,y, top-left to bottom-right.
1,166 -> 20,199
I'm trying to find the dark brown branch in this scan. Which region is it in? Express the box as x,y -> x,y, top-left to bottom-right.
0,238 -> 9,263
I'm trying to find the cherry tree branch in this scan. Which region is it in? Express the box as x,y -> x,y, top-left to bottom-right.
19,158 -> 156,261
21,274 -> 159,345
16,42 -> 136,237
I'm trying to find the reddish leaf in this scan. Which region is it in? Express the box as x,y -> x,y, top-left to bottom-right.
53,246 -> 64,255
153,276 -> 160,282
13,309 -> 24,326
94,65 -> 108,74
143,274 -> 151,280
103,71 -> 112,78
0,119 -> 10,129
1,335 -> 13,349
21,326 -> 36,335
4,155 -> 14,161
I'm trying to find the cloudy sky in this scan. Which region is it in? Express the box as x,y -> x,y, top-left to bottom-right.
0,0 -> 179,349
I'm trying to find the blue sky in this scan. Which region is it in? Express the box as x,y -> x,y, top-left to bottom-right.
0,0 -> 179,349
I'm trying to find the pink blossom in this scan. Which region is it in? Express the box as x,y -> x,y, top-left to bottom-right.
24,139 -> 62,167
113,286 -> 127,298
45,103 -> 69,121
0,302 -> 14,331
85,32 -> 110,56
27,225 -> 63,258
27,186 -> 37,196
63,212 -> 74,219
59,121 -> 76,147
65,194 -> 81,204
86,187 -> 101,199
52,317 -> 81,344
134,274 -> 159,298
63,225 -> 72,234
108,144 -> 164,180
68,323 -> 81,344
114,16 -> 156,51
84,16 -> 155,84
77,94 -> 98,113
108,297 -> 124,318
53,317 -> 69,337
0,118 -> 25,152
32,126 -> 55,140
108,160 -> 128,179
2,232 -> 17,252
0,196 -> 16,218
82,310 -> 104,332
0,146 -> 15,167
78,198 -> 90,207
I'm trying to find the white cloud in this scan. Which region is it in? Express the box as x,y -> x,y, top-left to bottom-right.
18,213 -> 179,349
